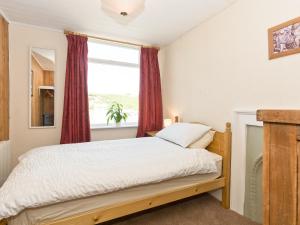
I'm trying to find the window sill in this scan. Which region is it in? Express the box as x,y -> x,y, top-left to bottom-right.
91,124 -> 138,130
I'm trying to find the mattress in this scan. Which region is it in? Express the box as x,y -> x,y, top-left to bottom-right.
8,160 -> 222,225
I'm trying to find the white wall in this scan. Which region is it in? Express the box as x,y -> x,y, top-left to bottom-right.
162,0 -> 300,212
9,24 -> 141,165
163,0 -> 300,130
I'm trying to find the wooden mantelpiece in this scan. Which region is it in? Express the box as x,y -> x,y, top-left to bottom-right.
257,110 -> 300,225
257,110 -> 300,124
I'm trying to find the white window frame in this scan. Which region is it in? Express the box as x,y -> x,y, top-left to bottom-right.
87,41 -> 140,129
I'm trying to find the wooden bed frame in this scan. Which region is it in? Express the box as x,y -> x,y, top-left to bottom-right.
1,122 -> 231,225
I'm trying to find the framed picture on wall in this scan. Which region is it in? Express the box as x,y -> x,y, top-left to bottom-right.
268,17 -> 300,60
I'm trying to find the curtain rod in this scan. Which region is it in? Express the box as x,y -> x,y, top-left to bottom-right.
64,30 -> 160,50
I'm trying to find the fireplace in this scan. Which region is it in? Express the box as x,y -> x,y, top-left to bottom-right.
231,110 -> 263,222
244,125 -> 263,223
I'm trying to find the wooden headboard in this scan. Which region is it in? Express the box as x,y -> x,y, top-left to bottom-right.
207,123 -> 232,158
192,122 -> 232,208
191,122 -> 231,157
208,122 -> 232,181
190,122 -> 231,170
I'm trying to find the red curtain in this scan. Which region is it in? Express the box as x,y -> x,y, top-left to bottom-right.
137,48 -> 163,137
60,34 -> 91,144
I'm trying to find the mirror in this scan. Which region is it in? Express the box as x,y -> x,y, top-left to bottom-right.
30,48 -> 55,128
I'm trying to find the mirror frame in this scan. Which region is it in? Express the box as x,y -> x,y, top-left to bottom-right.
29,47 -> 56,129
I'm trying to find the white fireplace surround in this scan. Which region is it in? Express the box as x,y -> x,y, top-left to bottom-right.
231,110 -> 263,215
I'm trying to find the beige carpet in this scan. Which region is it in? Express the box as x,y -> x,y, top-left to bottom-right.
102,194 -> 260,225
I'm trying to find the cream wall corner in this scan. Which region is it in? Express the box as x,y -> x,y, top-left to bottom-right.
161,0 -> 300,213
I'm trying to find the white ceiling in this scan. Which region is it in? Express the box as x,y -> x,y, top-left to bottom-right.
0,0 -> 235,46
32,48 -> 55,62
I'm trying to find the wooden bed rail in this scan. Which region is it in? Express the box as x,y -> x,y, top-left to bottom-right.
44,179 -> 226,225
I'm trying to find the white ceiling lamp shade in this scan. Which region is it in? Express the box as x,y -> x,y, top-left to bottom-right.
101,0 -> 145,24
101,0 -> 145,16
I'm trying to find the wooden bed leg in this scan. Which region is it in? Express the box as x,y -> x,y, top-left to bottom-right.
222,183 -> 230,209
221,122 -> 232,209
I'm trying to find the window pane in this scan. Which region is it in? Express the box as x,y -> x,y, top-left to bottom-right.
88,62 -> 139,126
88,42 -> 140,64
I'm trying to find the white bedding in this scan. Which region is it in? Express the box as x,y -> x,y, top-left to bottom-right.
0,137 -> 221,219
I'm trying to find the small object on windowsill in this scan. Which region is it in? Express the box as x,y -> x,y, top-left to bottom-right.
106,102 -> 128,126
146,131 -> 159,137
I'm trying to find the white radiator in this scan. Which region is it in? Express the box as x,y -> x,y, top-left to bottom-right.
0,141 -> 11,186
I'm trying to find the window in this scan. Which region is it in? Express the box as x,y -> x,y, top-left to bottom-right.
88,41 -> 140,128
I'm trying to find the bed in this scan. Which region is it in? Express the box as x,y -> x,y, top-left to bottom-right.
0,122 -> 231,225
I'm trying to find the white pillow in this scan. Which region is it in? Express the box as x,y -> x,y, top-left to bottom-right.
188,130 -> 216,149
155,123 -> 211,147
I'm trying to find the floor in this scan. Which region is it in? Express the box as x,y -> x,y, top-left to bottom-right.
102,194 -> 260,225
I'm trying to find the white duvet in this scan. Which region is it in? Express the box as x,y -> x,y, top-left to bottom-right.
0,137 -> 221,219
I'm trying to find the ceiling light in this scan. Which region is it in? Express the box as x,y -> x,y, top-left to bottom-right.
101,0 -> 145,18
120,11 -> 128,16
